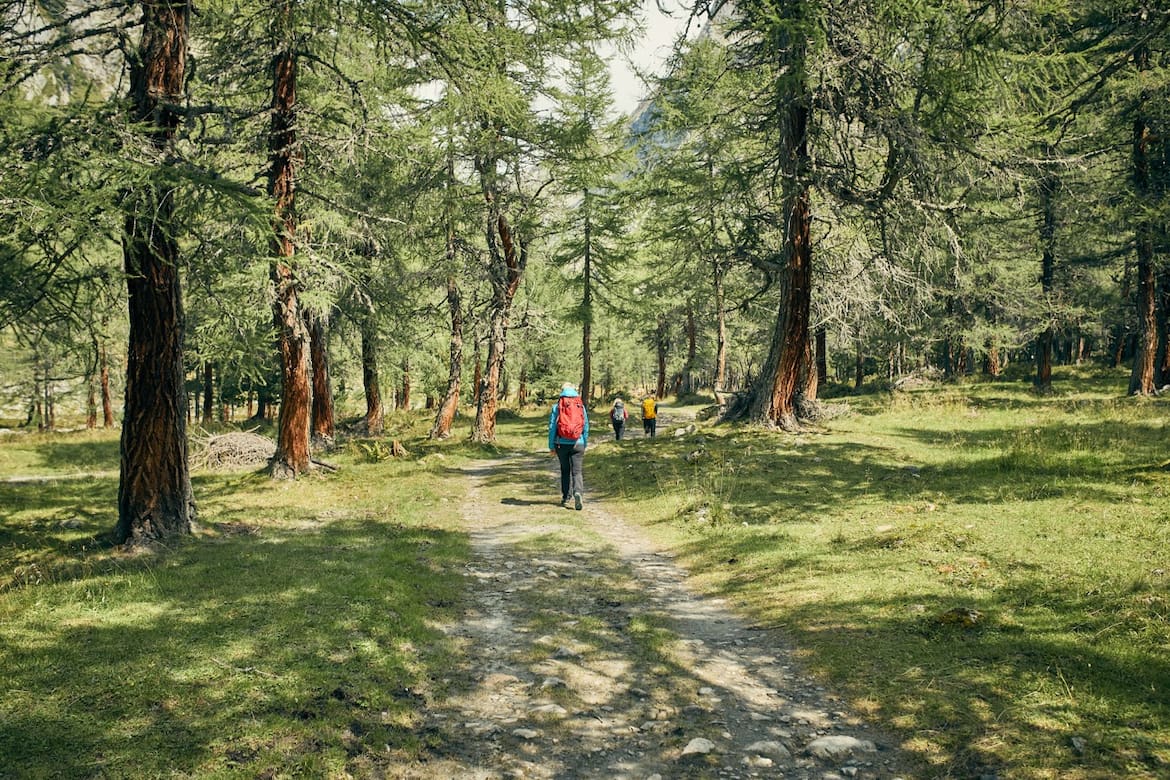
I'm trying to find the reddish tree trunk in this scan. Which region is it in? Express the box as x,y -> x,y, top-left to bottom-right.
1129,54 -> 1158,395
430,275 -> 463,439
361,320 -> 384,436
267,17 -> 311,476
471,210 -> 525,443
99,340 -> 114,427
308,308 -> 335,445
753,189 -> 812,430
116,0 -> 194,544
751,17 -> 812,431
1130,251 -> 1157,395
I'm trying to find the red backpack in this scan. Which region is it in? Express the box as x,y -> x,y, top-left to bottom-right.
556,396 -> 585,440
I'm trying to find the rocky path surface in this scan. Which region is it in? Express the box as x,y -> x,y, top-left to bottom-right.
400,450 -> 917,779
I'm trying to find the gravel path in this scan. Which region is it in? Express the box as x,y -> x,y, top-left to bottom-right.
396,449 -> 917,779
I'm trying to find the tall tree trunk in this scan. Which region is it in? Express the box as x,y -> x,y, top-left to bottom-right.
712,257 -> 728,401
99,339 -> 114,427
798,333 -> 818,408
473,347 -> 483,401
307,307 -> 335,446
854,335 -> 864,390
985,342 -> 1001,378
1130,251 -> 1157,395
470,200 -> 526,442
201,361 -> 214,425
267,7 -> 311,476
116,0 -> 194,545
401,357 -> 412,410
430,275 -> 463,439
86,373 -> 97,429
360,312 -> 383,436
1035,160 -> 1057,392
1129,41 -> 1157,396
432,151 -> 464,438
750,13 -> 812,431
815,326 -> 827,385
1157,270 -> 1170,387
655,313 -> 668,399
581,201 -> 593,405
752,187 -> 812,430
683,305 -> 698,396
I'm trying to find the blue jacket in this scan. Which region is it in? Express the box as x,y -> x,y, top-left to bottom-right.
548,388 -> 589,449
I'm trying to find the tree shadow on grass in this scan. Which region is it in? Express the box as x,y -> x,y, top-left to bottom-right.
31,437 -> 120,473
0,483 -> 468,778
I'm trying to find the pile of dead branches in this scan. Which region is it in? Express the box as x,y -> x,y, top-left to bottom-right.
192,429 -> 275,470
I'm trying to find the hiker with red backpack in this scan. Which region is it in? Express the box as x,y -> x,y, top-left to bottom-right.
548,383 -> 589,510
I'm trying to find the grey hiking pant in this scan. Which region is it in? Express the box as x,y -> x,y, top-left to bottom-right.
555,442 -> 585,500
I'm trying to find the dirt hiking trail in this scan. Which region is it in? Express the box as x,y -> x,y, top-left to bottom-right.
399,448 -> 917,779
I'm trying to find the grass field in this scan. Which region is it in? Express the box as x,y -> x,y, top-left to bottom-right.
1,370 -> 1168,778
587,369 -> 1170,778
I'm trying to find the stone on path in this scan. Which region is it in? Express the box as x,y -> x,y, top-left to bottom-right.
680,737 -> 716,756
805,734 -> 877,759
745,740 -> 791,758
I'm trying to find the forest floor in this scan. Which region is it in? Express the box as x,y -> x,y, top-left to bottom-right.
387,429 -> 919,779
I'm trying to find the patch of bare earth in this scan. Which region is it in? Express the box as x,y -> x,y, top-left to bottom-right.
396,452 -> 916,779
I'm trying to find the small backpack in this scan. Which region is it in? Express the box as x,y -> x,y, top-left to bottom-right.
556,396 -> 585,440
611,405 -> 624,423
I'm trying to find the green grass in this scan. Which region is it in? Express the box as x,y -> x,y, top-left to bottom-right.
3,382 -> 1168,778
0,416 -> 481,778
587,369 -> 1170,778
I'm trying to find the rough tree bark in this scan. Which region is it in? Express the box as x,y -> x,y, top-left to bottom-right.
1129,38 -> 1159,396
751,187 -> 812,430
360,317 -> 384,436
267,2 -> 312,476
307,307 -> 335,447
430,275 -> 463,439
749,6 -> 812,431
1035,159 -> 1057,393
115,0 -> 194,545
471,211 -> 525,443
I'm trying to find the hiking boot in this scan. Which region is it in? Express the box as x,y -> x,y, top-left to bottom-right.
573,491 -> 582,510
561,496 -> 570,508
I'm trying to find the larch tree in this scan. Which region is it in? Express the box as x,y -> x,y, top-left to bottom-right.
116,0 -> 195,543
432,0 -> 637,443
265,0 -> 312,478
548,44 -> 634,405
